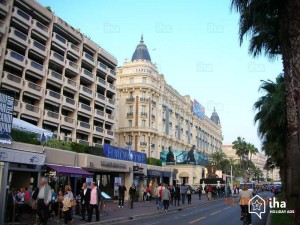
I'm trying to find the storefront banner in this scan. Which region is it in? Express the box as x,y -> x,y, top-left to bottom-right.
147,170 -> 162,177
0,148 -> 45,165
103,144 -> 147,164
160,150 -> 209,166
0,93 -> 14,144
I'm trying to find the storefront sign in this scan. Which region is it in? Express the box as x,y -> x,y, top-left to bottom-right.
147,170 -> 162,177
101,161 -> 127,170
103,144 -> 147,164
163,172 -> 171,177
133,166 -> 144,175
0,148 -> 45,165
0,93 -> 14,144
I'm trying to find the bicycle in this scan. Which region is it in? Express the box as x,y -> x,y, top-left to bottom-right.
240,205 -> 250,225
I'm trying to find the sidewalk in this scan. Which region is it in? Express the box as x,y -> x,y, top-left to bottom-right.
7,195 -> 224,225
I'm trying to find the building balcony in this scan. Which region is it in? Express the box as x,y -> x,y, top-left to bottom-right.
65,59 -> 80,76
67,42 -> 80,59
51,32 -> 67,50
47,70 -> 63,86
23,80 -> 44,99
4,49 -> 26,70
14,100 -> 21,115
106,114 -> 114,123
107,83 -> 116,92
106,98 -> 115,108
82,52 -> 95,67
141,112 -> 148,117
78,103 -> 92,116
126,97 -> 135,103
77,121 -> 91,133
26,59 -> 46,79
63,77 -> 78,93
43,110 -> 60,125
151,114 -> 155,119
151,100 -> 156,106
80,68 -> 95,83
45,90 -> 62,105
140,142 -> 147,147
11,7 -> 32,31
0,21 -> 6,38
1,72 -> 23,90
108,68 -> 116,78
98,46 -> 118,65
53,15 -> 82,40
76,139 -> 90,146
106,130 -> 114,138
79,85 -> 93,100
97,61 -> 107,73
49,50 -> 65,67
31,19 -> 50,41
21,103 -> 41,120
29,39 -> 47,59
127,112 -> 133,118
96,76 -> 106,88
60,115 -> 76,128
94,92 -> 106,104
140,97 -> 149,103
94,109 -> 105,120
0,1 -> 9,17
8,27 -> 28,49
93,126 -> 104,136
62,96 -> 77,110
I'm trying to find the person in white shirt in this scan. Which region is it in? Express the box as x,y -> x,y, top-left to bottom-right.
36,177 -> 52,225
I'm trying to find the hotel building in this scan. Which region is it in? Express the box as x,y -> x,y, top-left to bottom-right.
115,36 -> 223,185
0,0 -> 117,146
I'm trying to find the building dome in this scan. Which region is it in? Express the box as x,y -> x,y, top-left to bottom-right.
131,35 -> 151,62
211,108 -> 221,125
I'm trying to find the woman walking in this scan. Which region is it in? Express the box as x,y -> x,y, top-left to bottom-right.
129,183 -> 136,209
62,185 -> 74,225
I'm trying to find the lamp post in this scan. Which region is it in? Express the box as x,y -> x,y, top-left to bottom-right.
230,164 -> 233,192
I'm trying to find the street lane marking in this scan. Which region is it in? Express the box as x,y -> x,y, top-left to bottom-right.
189,216 -> 206,224
224,206 -> 231,210
210,210 -> 221,215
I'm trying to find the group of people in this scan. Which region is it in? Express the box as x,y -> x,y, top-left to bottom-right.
204,185 -> 232,200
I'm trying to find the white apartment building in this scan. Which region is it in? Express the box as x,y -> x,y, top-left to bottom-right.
0,0 -> 117,146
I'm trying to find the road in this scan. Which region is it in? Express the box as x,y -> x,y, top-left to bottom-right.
115,192 -> 271,225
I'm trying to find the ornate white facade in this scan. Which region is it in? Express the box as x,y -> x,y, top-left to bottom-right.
115,36 -> 223,159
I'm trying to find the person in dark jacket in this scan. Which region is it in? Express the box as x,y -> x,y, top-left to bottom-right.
79,183 -> 90,221
174,185 -> 181,206
129,183 -> 136,209
118,183 -> 127,208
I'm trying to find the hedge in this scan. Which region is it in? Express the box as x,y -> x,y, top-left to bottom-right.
11,129 -> 41,145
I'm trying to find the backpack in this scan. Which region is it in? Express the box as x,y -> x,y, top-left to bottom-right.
187,189 -> 191,195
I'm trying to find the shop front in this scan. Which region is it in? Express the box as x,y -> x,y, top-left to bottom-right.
147,169 -> 162,191
162,171 -> 171,185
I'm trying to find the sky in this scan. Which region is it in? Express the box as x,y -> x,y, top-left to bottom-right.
37,0 -> 283,151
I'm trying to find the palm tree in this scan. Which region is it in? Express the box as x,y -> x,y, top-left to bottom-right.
231,1 -> 300,221
247,143 -> 258,162
209,151 -> 227,170
254,75 -> 286,186
232,137 -> 249,170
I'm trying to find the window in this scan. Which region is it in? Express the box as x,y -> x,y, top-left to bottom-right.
141,91 -> 146,98
143,77 -> 146,83
141,105 -> 146,113
142,120 -> 146,127
129,78 -> 134,84
128,120 -> 132,127
129,106 -> 133,112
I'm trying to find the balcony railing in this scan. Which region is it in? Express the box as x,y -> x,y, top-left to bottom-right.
80,103 -> 91,112
140,142 -> 147,147
141,112 -> 148,117
140,97 -> 149,102
127,112 -> 133,117
126,97 -> 134,103
107,130 -> 114,136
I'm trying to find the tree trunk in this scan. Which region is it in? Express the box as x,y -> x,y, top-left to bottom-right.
282,0 -> 300,222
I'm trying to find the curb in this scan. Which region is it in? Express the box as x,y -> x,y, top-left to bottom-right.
266,211 -> 271,225
92,198 -> 224,225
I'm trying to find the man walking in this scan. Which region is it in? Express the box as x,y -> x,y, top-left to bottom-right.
88,182 -> 100,222
180,183 -> 188,204
129,183 -> 136,209
118,183 -> 126,208
80,183 -> 90,221
36,177 -> 52,225
162,184 -> 171,213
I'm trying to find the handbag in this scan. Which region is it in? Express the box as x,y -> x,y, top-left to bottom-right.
71,199 -> 77,207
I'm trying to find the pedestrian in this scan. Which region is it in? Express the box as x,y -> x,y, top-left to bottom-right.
129,183 -> 136,209
6,189 -> 17,222
153,184 -> 159,205
157,183 -> 163,210
169,185 -> 175,204
87,182 -> 101,222
62,185 -> 74,225
36,177 -> 52,225
118,183 -> 127,208
174,184 -> 181,206
207,185 -> 212,200
145,186 -> 151,202
162,184 -> 171,213
142,185 -> 147,202
186,186 -> 192,204
180,183 -> 187,204
80,183 -> 90,221
197,185 -> 202,200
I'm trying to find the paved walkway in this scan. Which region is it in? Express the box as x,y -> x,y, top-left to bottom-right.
8,194 -> 226,225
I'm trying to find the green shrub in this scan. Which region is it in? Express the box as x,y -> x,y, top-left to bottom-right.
11,129 -> 41,145
45,139 -> 72,150
86,146 -> 104,156
147,157 -> 162,166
